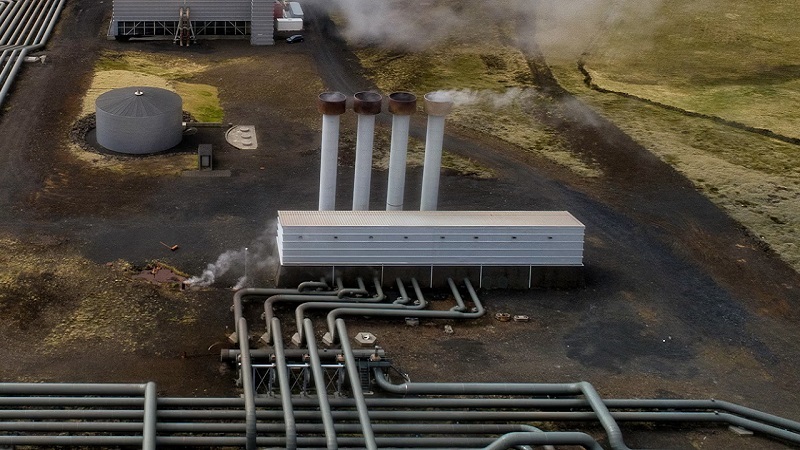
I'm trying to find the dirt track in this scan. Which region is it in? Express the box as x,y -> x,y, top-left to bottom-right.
0,1 -> 799,447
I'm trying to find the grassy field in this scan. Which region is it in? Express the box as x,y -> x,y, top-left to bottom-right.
356,43 -> 602,178
70,51 -> 226,174
579,0 -> 800,140
345,1 -> 800,272
549,0 -> 800,271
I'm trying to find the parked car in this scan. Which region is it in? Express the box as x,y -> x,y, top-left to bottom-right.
286,34 -> 304,44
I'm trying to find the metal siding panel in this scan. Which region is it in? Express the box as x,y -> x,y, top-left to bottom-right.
113,0 -> 252,21
276,210 -> 585,267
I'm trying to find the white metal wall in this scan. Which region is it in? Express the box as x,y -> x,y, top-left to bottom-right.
111,0 -> 252,22
277,211 -> 585,267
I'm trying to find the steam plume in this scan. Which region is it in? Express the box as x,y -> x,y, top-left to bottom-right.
186,222 -> 279,288
312,0 -> 664,57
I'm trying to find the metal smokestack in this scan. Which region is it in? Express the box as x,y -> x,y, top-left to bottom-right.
316,92 -> 347,211
385,91 -> 417,211
420,92 -> 454,211
352,91 -> 383,211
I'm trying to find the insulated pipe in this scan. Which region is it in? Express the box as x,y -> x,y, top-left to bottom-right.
0,0 -> 67,107
371,371 -> 628,450
385,91 -> 417,210
143,382 -> 157,450
231,282 -> 336,337
263,278 -> 383,345
324,278 -> 480,344
237,318 -> 257,450
308,299 -> 424,346
303,318 -> 339,449
335,318 -> 378,450
221,347 -> 384,361
420,92 -> 454,211
484,432 -> 602,450
317,92 -> 347,211
271,318 -> 298,450
352,91 -> 382,210
0,383 -> 148,395
448,277 -> 467,311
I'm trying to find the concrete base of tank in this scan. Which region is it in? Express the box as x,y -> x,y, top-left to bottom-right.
276,265 -> 585,290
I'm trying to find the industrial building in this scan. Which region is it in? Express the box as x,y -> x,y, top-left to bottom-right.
107,0 -> 304,45
283,91 -> 586,288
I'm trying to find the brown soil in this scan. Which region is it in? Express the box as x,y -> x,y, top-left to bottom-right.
0,1 -> 798,448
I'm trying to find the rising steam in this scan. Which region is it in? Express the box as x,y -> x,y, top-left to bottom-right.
186,222 -> 279,288
312,0 -> 664,56
430,87 -> 536,109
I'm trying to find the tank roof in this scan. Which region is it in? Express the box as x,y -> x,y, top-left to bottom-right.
95,87 -> 181,118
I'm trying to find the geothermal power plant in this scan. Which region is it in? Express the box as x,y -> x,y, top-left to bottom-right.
278,90 -> 585,289
0,4 -> 798,449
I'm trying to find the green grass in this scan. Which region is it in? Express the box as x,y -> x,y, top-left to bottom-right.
355,39 -> 600,177
94,52 -> 223,122
580,0 -> 800,139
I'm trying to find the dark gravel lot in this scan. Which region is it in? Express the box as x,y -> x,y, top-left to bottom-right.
0,1 -> 798,448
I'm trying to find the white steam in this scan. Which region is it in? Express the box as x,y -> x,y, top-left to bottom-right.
186,222 -> 279,288
430,87 -> 536,109
315,0 -> 664,57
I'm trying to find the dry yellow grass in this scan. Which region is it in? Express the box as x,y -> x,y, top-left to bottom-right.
69,51 -> 225,175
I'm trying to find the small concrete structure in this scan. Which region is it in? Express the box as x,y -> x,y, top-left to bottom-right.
198,144 -> 213,170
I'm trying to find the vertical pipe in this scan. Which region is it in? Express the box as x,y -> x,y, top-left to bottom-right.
420,92 -> 454,211
317,92 -> 347,211
385,92 -> 417,211
237,318 -> 257,450
142,382 -> 157,450
271,318 -> 298,450
352,91 -> 382,210
335,319 -> 378,450
303,318 -> 338,449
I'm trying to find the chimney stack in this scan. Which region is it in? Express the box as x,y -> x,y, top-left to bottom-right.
352,91 -> 383,211
316,92 -> 347,211
385,92 -> 417,211
420,92 -> 454,211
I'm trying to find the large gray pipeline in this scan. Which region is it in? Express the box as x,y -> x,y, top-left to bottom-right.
303,318 -> 338,449
335,318 -> 378,450
236,318 -> 257,450
483,432 -> 602,450
270,318 -> 297,449
323,277 -> 482,344
261,278 -> 383,345
0,0 -> 67,107
372,369 -> 628,450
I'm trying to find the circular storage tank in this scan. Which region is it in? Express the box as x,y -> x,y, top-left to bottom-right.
95,87 -> 183,154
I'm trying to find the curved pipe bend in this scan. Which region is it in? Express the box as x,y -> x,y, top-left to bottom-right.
370,370 -> 627,449
324,278 -> 482,344
483,431 -> 602,450
264,278 -> 384,344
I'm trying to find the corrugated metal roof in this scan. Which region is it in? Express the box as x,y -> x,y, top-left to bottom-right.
112,0 -> 252,21
278,211 -> 585,228
95,87 -> 182,118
